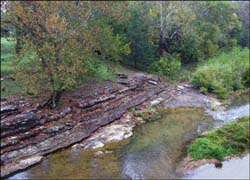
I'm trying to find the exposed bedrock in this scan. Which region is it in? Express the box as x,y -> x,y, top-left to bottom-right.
0,74 -> 164,178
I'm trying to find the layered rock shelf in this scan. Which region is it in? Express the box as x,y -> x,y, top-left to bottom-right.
0,74 -> 164,178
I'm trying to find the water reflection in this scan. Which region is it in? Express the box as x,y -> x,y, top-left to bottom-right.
185,154 -> 250,179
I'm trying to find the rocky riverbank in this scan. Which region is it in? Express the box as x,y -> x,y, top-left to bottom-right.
1,73 -> 165,178
2,71 -> 243,178
65,81 -> 227,158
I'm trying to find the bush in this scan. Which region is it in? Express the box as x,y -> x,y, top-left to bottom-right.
188,116 -> 250,160
191,47 -> 250,98
83,58 -> 115,81
134,108 -> 161,122
149,53 -> 181,79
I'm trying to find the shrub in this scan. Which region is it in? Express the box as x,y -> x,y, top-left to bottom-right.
188,116 -> 250,160
191,47 -> 250,98
149,53 -> 181,79
134,108 -> 160,122
83,59 -> 115,81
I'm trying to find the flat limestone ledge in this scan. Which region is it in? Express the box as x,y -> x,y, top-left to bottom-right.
73,113 -> 137,150
1,156 -> 43,178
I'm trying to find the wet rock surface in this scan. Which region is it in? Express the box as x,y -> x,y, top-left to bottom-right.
2,156 -> 43,178
0,74 -> 164,178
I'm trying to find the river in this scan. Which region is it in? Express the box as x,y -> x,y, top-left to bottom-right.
7,94 -> 249,179
184,154 -> 250,179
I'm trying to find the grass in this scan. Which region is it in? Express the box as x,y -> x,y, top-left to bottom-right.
1,79 -> 24,99
188,116 -> 250,161
0,37 -> 30,98
1,37 -> 24,98
1,37 -> 16,75
83,59 -> 138,82
134,107 -> 160,122
191,47 -> 250,99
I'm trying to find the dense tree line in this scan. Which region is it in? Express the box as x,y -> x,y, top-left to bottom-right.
1,1 -> 249,107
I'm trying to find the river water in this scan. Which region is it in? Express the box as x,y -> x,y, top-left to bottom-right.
184,154 -> 250,179
7,94 -> 249,179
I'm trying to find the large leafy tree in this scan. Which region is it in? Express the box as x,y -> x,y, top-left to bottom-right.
122,2 -> 157,70
194,1 -> 241,56
149,1 -> 195,55
5,1 -> 129,108
169,1 -> 242,63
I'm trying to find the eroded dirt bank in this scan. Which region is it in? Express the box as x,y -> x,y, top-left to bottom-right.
1,73 -> 165,178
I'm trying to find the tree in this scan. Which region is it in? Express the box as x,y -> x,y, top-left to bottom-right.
149,1 -> 195,56
1,1 -> 10,36
194,1 -> 241,50
6,1 -> 130,108
120,2 -> 157,70
175,1 -> 242,62
237,1 -> 250,47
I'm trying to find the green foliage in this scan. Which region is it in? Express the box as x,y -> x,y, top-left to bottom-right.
191,47 -> 250,98
170,1 -> 242,63
195,22 -> 220,59
83,59 -> 115,81
113,2 -> 157,70
1,1 -> 248,101
174,64 -> 197,82
149,53 -> 181,78
1,37 -> 16,74
237,1 -> 250,47
189,116 -> 250,160
5,1 -> 130,102
90,18 -> 130,62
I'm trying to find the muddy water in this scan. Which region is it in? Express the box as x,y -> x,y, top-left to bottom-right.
8,108 -> 212,179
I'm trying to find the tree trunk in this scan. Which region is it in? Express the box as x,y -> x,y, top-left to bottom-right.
15,36 -> 22,55
40,90 -> 62,109
134,58 -> 137,69
41,44 -> 63,109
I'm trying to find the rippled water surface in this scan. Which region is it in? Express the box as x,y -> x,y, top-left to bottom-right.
207,93 -> 249,127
